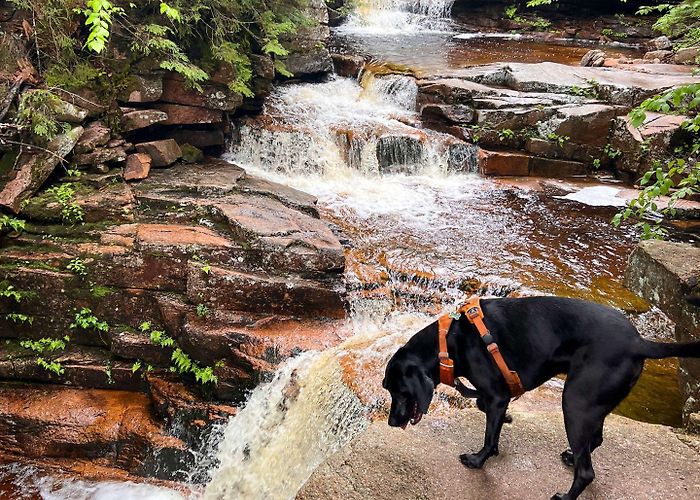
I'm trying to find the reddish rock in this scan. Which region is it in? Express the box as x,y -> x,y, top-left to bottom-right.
478,149 -> 530,176
529,157 -> 587,177
161,75 -> 243,111
609,112 -> 689,178
75,122 -> 111,154
153,103 -> 223,125
331,54 -> 365,78
644,50 -> 673,63
162,129 -> 225,149
121,109 -> 169,132
0,384 -> 187,478
0,126 -> 83,213
74,146 -> 128,166
135,139 -> 182,167
186,263 -> 345,318
124,153 -> 152,181
550,104 -> 620,147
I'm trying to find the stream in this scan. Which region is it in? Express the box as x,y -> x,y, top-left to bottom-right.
0,0 -> 685,498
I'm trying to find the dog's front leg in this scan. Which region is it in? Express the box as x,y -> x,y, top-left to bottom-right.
460,396 -> 509,469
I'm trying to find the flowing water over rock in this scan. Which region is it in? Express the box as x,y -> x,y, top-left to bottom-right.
338,0 -> 456,34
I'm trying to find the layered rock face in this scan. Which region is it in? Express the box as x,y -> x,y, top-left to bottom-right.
625,241 -> 700,427
414,62 -> 700,178
0,1 -> 337,480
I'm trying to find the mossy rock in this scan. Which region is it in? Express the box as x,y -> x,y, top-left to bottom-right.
181,143 -> 204,164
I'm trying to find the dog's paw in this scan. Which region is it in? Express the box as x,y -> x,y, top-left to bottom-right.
560,448 -> 574,467
551,494 -> 569,500
459,453 -> 483,469
504,413 -> 513,424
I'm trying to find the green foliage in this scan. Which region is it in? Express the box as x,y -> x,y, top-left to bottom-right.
67,257 -> 88,276
76,0 -> 125,53
498,128 -> 516,141
70,307 -> 109,333
46,183 -> 84,225
5,313 -> 34,325
643,1 -> 700,48
16,90 -> 68,142
0,215 -> 27,234
20,336 -> 69,354
603,143 -> 623,160
37,357 -> 65,375
196,303 -> 210,318
0,284 -> 25,303
140,321 -> 220,385
614,83 -> 700,238
21,336 -> 69,375
547,132 -> 569,148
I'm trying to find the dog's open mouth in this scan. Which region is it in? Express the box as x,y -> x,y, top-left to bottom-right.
401,402 -> 423,429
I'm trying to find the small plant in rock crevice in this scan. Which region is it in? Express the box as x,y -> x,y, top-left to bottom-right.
547,132 -> 570,148
70,307 -> 109,333
20,336 -> 70,375
66,257 -> 88,276
0,215 -> 26,235
46,183 -> 85,225
139,321 -> 222,385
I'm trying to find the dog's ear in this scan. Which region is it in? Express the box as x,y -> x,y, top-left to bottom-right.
406,365 -> 434,414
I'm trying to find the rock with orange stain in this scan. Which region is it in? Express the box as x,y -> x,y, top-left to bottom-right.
0,385 -> 188,479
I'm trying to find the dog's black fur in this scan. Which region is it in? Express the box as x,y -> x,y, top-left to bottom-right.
383,296 -> 700,500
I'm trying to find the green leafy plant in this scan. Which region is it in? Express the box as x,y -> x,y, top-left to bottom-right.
140,321 -> 220,385
0,215 -> 26,234
16,90 -> 68,141
196,303 -> 210,318
603,143 -> 623,160
70,307 -> 109,333
76,0 -> 125,53
21,336 -> 70,375
498,128 -> 516,141
46,183 -> 84,225
0,285 -> 25,303
67,257 -> 88,277
547,132 -> 570,148
614,83 -> 700,238
4,313 -> 34,325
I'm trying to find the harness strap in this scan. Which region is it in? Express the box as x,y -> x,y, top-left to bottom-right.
438,315 -> 455,387
437,296 -> 525,399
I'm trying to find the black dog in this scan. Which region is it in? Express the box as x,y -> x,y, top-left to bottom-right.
383,296 -> 700,500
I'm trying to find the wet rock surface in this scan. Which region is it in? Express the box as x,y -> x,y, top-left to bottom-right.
300,392 -> 700,499
625,241 -> 700,426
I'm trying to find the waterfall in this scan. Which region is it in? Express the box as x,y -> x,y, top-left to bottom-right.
227,76 -> 477,177
339,0 -> 456,34
202,312 -> 433,500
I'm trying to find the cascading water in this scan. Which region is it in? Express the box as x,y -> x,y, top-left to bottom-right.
339,0 -> 456,34
229,74 -> 475,177
202,312 -> 433,500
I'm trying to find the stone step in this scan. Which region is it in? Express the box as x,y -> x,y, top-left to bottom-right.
478,149 -> 588,177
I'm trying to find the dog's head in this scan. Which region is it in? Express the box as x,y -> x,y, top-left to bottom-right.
382,347 -> 435,429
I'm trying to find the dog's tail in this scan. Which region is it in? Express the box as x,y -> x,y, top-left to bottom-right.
636,338 -> 700,359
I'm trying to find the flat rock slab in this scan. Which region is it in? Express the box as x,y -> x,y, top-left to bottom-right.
299,408 -> 700,500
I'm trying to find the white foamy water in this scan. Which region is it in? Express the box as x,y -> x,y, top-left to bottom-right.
202,311 -> 432,499
230,75 -> 475,177
338,0 -> 456,34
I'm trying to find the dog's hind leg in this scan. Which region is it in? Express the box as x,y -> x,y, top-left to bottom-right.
459,394 -> 510,469
560,424 -> 602,467
552,358 -> 643,500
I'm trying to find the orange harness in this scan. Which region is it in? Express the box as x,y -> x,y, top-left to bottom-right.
438,296 -> 525,398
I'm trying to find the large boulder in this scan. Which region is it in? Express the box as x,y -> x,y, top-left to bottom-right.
609,112 -> 689,180
624,240 -> 700,426
0,126 -> 83,213
135,139 -> 182,167
160,74 -> 243,112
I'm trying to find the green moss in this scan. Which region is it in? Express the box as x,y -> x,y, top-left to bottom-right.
91,285 -> 115,299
